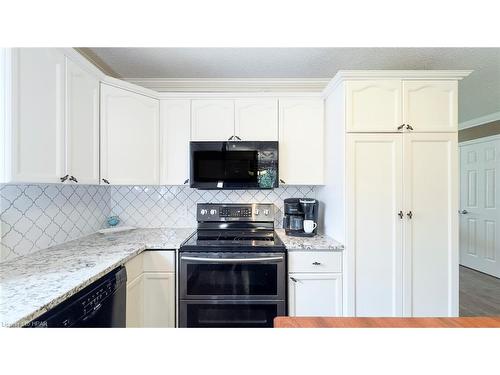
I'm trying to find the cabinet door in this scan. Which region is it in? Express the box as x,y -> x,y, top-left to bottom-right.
288,273 -> 342,317
403,81 -> 457,132
191,100 -> 234,141
346,80 -> 402,133
100,84 -> 160,185
403,132 -> 458,317
160,100 -> 191,185
126,274 -> 144,328
234,99 -> 278,141
143,272 -> 175,328
10,48 -> 66,183
346,133 -> 404,317
65,58 -> 99,184
279,98 -> 324,185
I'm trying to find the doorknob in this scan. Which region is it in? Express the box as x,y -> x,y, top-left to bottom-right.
459,210 -> 468,214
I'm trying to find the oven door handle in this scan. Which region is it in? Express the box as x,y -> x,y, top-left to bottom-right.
180,256 -> 284,263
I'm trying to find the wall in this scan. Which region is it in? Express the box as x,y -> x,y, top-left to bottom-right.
0,183 -> 318,262
109,185 -> 317,228
0,184 -> 110,262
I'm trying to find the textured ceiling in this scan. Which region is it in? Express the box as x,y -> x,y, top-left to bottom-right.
87,48 -> 500,123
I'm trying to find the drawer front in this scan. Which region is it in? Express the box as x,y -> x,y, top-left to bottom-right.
143,250 -> 176,272
125,253 -> 144,282
288,251 -> 342,273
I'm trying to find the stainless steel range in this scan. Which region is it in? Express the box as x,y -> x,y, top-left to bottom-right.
179,203 -> 286,328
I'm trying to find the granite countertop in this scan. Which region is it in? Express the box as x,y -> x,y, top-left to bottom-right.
0,227 -> 194,328
275,229 -> 344,251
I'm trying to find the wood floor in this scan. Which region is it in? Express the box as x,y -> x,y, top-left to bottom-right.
460,265 -> 500,316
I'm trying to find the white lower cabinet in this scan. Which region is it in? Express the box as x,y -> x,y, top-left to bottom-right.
124,251 -> 176,328
287,251 -> 343,317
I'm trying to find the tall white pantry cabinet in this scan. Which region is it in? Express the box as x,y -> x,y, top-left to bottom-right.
322,71 -> 471,317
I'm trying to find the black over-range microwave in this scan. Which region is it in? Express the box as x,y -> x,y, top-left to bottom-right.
189,141 -> 279,190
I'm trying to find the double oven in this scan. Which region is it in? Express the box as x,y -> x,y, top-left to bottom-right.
179,203 -> 286,328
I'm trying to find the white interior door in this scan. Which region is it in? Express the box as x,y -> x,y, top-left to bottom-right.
459,136 -> 500,278
403,132 -> 458,317
346,133 -> 404,317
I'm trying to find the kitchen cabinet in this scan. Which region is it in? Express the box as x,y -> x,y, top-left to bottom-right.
5,48 -> 66,183
403,81 -> 457,132
65,57 -> 100,184
234,99 -> 278,141
288,251 -> 342,317
124,251 -> 176,328
100,84 -> 160,185
288,273 -> 342,317
160,99 -> 191,185
191,99 -> 234,141
346,80 -> 402,133
345,79 -> 457,133
278,98 -> 324,185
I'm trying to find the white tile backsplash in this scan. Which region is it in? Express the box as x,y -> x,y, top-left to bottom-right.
1,184 -> 318,262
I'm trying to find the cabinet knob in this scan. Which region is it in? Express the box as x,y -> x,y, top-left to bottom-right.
312,262 -> 321,266
60,174 -> 69,182
102,178 -> 110,184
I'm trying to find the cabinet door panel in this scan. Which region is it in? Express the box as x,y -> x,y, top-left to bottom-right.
11,48 -> 66,183
288,273 -> 342,317
346,133 -> 404,316
160,100 -> 190,185
346,80 -> 402,132
143,272 -> 175,328
403,133 -> 458,317
126,274 -> 144,328
235,99 -> 278,141
403,81 -> 457,132
65,58 -> 99,184
100,84 -> 160,185
279,98 -> 324,185
191,100 -> 234,141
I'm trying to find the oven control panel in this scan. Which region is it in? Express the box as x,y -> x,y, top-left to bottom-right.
197,203 -> 275,222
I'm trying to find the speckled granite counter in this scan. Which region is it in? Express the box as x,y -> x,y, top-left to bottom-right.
0,228 -> 194,328
275,229 -> 344,251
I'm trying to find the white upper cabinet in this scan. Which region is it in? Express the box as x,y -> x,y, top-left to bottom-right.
160,100 -> 191,185
65,57 -> 100,184
279,98 -> 324,185
191,100 -> 234,141
403,132 -> 458,317
403,80 -> 457,132
9,48 -> 66,183
100,84 -> 160,185
234,99 -> 278,141
346,80 -> 402,133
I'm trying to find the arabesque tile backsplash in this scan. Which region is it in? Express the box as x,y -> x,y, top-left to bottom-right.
1,184 -> 317,262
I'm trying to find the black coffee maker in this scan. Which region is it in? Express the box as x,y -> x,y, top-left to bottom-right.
283,198 -> 319,237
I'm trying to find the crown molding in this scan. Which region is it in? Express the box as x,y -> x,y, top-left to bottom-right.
123,78 -> 330,93
322,70 -> 474,97
74,48 -> 121,78
459,111 -> 500,130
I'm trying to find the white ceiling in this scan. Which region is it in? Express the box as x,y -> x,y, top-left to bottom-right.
87,48 -> 500,123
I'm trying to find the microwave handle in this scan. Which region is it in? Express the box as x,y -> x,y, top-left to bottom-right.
180,256 -> 284,263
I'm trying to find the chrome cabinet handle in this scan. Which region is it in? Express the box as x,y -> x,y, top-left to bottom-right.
102,178 -> 110,184
406,124 -> 414,131
181,256 -> 284,263
397,124 -> 405,131
407,211 -> 413,219
398,211 -> 404,219
60,174 -> 69,182
312,262 -> 321,265
459,210 -> 468,214
69,176 -> 78,183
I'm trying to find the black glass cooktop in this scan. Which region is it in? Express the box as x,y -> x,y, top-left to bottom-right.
180,230 -> 285,252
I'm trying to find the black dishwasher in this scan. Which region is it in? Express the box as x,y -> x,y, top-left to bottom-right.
27,266 -> 127,328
